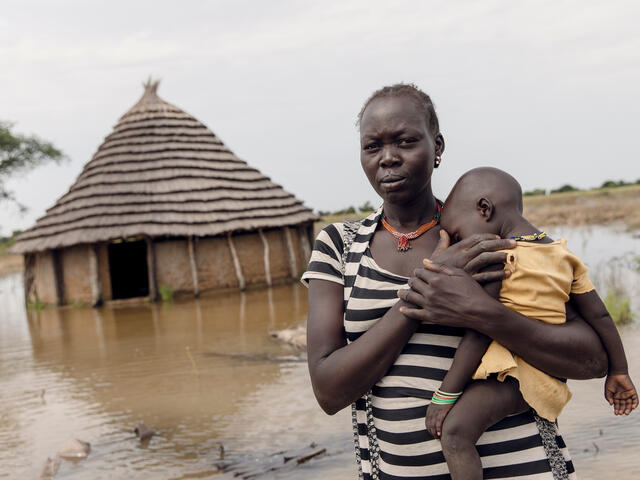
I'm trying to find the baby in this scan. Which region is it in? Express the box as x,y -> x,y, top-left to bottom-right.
428,167 -> 637,480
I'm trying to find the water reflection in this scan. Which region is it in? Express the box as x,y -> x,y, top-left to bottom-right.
0,276 -> 351,479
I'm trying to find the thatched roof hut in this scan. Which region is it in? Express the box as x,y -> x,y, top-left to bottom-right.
12,80 -> 317,305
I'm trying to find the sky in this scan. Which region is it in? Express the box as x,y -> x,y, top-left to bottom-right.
1,0 -> 639,235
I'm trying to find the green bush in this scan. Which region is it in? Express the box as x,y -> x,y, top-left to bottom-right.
358,201 -> 375,212
604,288 -> 634,325
523,188 -> 546,197
550,184 -> 579,194
27,291 -> 44,311
159,284 -> 174,302
600,180 -> 630,189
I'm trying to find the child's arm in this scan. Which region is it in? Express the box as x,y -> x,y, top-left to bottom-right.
571,290 -> 638,415
425,275 -> 501,439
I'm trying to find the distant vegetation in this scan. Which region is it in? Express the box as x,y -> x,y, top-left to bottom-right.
523,183 -> 640,229
317,183 -> 640,233
317,200 -> 375,217
524,178 -> 640,197
0,230 -> 22,255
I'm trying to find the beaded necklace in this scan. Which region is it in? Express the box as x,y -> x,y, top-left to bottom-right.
381,202 -> 442,252
510,231 -> 547,241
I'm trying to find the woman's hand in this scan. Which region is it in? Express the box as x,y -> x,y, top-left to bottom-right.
398,259 -> 495,327
430,230 -> 515,284
398,257 -> 608,380
397,230 -> 515,327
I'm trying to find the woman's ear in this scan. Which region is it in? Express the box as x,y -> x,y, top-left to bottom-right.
477,197 -> 493,221
434,133 -> 445,157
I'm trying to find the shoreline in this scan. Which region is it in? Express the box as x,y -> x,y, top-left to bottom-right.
0,254 -> 23,277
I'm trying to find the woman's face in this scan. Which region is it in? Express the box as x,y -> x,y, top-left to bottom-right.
360,95 -> 443,205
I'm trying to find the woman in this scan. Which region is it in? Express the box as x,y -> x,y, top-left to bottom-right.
302,84 -> 607,479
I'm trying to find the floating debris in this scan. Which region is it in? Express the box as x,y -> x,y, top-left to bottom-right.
133,422 -> 156,442
215,442 -> 328,479
270,326 -> 307,350
38,457 -> 60,479
58,438 -> 90,459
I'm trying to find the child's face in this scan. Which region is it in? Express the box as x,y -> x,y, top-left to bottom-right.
440,197 -> 497,243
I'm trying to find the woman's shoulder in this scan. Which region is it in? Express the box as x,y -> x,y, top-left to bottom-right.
315,222 -> 348,254
315,210 -> 378,251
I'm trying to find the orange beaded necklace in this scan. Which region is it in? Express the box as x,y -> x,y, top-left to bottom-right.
381,202 -> 442,252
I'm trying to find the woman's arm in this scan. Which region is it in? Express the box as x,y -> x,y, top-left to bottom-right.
307,279 -> 419,415
399,260 -> 608,380
307,232 -> 515,415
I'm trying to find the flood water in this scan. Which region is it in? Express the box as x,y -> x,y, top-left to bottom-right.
0,224 -> 638,479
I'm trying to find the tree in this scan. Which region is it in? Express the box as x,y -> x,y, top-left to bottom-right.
600,179 -> 630,189
523,188 -> 546,197
550,184 -> 578,194
358,200 -> 374,212
0,121 -> 66,210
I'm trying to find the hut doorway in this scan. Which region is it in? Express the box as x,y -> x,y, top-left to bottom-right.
108,240 -> 150,299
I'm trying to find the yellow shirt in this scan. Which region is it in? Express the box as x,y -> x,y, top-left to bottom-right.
473,239 -> 594,421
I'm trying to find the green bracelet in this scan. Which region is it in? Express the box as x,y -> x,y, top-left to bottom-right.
430,396 -> 458,405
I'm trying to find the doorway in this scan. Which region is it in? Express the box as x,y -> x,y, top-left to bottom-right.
108,240 -> 150,299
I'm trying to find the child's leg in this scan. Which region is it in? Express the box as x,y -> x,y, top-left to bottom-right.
440,377 -> 528,480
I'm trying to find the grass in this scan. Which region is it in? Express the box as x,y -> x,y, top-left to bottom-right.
522,184 -> 640,230
315,185 -> 640,233
314,211 -> 373,235
0,254 -> 23,276
27,292 -> 45,311
159,284 -> 174,302
604,288 -> 634,325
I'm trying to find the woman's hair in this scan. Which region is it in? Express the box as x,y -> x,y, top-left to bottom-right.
357,83 -> 440,136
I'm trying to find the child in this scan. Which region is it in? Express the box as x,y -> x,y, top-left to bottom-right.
427,167 -> 637,480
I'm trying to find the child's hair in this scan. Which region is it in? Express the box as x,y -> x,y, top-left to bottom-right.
357,83 -> 440,136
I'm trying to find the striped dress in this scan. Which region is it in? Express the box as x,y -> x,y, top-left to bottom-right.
302,208 -> 576,480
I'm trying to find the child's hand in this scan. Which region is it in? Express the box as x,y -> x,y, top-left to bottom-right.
605,373 -> 639,415
425,402 -> 455,439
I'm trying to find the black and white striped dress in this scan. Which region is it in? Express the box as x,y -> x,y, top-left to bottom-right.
302,208 -> 576,480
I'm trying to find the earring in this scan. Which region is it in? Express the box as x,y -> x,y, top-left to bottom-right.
434,156 -> 442,168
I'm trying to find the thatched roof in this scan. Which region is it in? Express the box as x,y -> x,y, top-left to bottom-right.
11,80 -> 318,254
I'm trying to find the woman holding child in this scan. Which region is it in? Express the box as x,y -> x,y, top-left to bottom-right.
302,84 -> 612,479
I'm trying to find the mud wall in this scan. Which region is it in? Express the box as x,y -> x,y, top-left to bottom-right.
264,228 -> 291,281
26,251 -> 59,304
195,236 -> 238,290
60,245 -> 93,304
154,239 -> 194,295
233,231 -> 268,285
24,223 -> 314,305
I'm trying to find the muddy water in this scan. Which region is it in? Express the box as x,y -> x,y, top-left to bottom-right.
0,224 -> 638,479
0,279 -> 354,479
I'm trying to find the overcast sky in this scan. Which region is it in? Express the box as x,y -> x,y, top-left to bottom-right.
1,0 -> 639,235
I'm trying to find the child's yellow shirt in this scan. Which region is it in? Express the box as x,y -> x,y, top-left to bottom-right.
473,239 -> 595,421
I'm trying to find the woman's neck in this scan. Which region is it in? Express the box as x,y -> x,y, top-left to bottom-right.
383,190 -> 438,230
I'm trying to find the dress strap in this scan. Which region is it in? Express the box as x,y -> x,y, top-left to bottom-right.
340,220 -> 361,275
342,219 -> 381,479
534,414 -> 570,479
